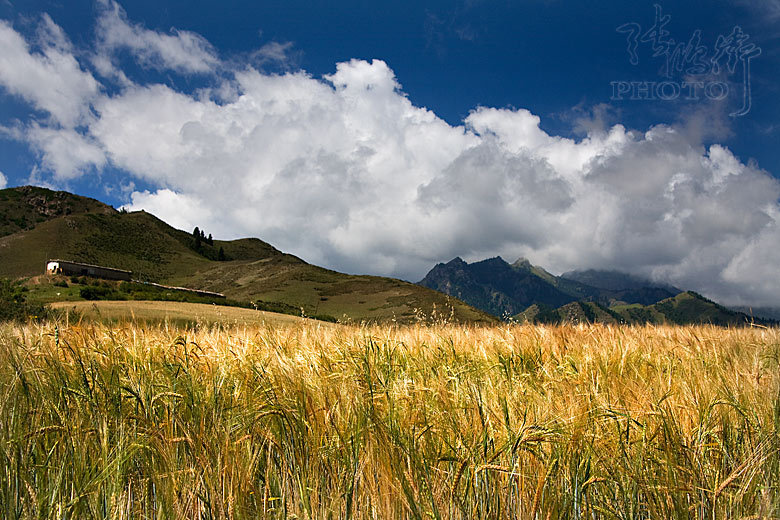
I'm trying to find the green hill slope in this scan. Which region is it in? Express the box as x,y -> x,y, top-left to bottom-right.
642,291 -> 761,326
0,210 -> 212,280
517,301 -> 621,325
517,291 -> 771,326
0,186 -> 495,324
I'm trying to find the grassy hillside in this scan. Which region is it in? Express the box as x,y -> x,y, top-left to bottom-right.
517,300 -> 622,324
519,291 -> 771,326
0,210 -> 213,280
175,258 -> 490,323
645,291 -> 759,326
0,185 -> 113,238
49,300 -> 318,327
0,186 -> 495,324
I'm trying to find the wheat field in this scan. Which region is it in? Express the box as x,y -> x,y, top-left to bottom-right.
0,319 -> 778,519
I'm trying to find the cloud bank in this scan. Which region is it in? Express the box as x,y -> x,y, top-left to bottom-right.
1,3 -> 780,307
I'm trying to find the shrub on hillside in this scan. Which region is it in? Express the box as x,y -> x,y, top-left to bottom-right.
0,278 -> 48,322
79,285 -> 125,301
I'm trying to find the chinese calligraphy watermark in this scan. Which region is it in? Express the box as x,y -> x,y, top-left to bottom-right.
612,4 -> 761,117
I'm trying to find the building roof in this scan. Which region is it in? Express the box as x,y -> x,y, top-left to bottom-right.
46,259 -> 132,274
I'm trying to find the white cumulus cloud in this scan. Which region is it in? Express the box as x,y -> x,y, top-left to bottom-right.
26,124 -> 107,179
0,18 -> 99,127
0,170 -> 6,189
95,0 -> 218,75
124,189 -> 213,233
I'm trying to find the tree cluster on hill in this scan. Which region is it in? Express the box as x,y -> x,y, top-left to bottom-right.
191,226 -> 226,261
192,226 -> 213,247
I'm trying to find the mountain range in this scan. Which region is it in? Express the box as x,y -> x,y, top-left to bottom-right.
418,256 -> 773,326
418,257 -> 679,316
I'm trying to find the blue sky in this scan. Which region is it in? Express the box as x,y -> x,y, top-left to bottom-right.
1,0 -> 779,306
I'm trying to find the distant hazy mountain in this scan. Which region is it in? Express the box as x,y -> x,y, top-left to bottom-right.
561,269 -> 680,293
419,256 -> 771,326
731,306 -> 780,322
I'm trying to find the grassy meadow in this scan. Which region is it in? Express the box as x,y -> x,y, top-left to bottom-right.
0,318 -> 778,519
49,300 -> 316,328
